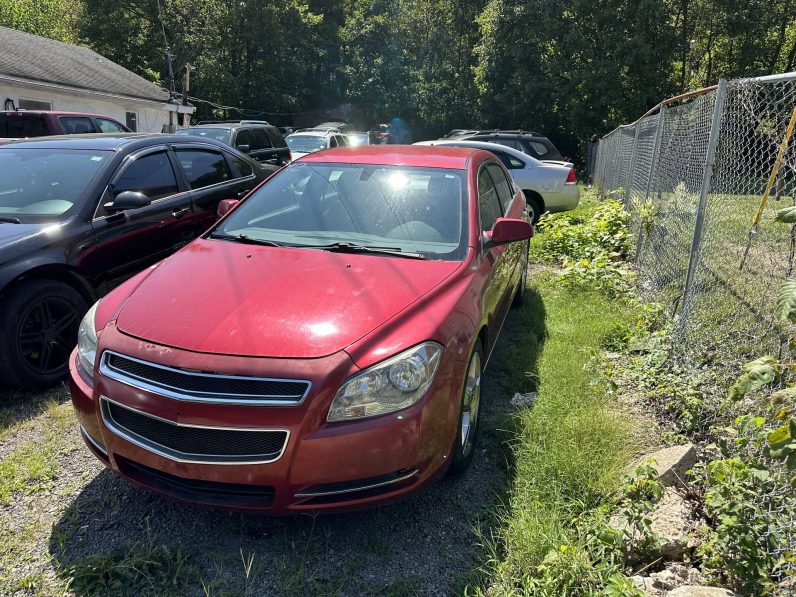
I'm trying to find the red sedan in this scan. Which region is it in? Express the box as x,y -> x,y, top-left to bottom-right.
69,145 -> 533,513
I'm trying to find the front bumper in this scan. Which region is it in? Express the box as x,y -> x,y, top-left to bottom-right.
68,325 -> 462,513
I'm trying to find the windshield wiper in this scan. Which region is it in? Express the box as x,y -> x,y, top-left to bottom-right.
0,216 -> 21,224
311,241 -> 425,259
208,232 -> 283,247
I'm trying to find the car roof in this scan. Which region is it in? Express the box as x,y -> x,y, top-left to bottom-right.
288,130 -> 335,137
0,110 -> 122,119
460,130 -> 547,140
0,133 -> 229,151
299,145 -> 480,169
416,139 -> 542,165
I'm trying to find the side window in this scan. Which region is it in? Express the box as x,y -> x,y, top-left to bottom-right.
251,129 -> 271,150
493,150 -> 524,170
100,151 -> 179,216
487,163 -> 514,213
95,118 -> 126,133
337,135 -> 348,147
175,149 -> 232,189
59,116 -> 94,134
528,141 -> 549,157
329,136 -> 338,148
491,138 -> 518,150
227,153 -> 254,179
267,129 -> 287,148
235,129 -> 252,150
478,168 -> 502,234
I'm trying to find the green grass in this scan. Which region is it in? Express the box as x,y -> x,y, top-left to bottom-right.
0,400 -> 76,504
474,273 -> 644,593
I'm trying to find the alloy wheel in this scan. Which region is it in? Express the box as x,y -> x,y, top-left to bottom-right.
460,351 -> 482,457
18,297 -> 79,376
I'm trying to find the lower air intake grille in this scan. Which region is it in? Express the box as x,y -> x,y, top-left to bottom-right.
101,398 -> 287,463
116,456 -> 275,509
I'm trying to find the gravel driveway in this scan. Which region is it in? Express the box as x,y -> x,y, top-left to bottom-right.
0,311 -> 531,596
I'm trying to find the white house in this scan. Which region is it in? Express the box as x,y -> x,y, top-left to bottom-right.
0,26 -> 193,132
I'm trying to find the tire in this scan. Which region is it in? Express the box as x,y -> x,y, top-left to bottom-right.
524,194 -> 544,224
447,340 -> 484,476
0,279 -> 88,388
512,239 -> 530,308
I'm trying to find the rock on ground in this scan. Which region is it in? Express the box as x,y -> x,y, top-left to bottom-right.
633,444 -> 697,488
665,586 -> 737,596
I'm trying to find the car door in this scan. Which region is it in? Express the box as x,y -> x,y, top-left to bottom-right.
477,164 -> 511,355
250,129 -> 282,165
88,146 -> 195,290
486,162 -> 524,310
172,144 -> 258,233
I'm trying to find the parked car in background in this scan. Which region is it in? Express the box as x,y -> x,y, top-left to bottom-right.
285,129 -> 348,159
315,121 -> 352,133
0,134 -> 275,388
446,129 -> 564,162
69,145 -> 533,513
442,129 -> 479,138
416,139 -> 578,222
345,131 -> 370,146
0,110 -> 130,141
176,121 -> 290,166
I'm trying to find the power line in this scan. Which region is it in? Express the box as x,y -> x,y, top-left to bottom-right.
186,95 -> 326,118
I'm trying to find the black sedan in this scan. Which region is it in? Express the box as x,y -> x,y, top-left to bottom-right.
0,134 -> 276,388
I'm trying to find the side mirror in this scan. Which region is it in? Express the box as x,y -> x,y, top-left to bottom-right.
484,218 -> 534,249
236,144 -> 250,153
217,199 -> 239,218
105,190 -> 151,212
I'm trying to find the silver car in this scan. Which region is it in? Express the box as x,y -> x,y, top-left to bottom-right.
415,139 -> 579,222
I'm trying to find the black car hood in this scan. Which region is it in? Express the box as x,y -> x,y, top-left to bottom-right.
0,221 -> 65,256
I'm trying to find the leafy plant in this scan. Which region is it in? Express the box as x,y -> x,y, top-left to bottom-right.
776,278 -> 796,323
727,356 -> 778,402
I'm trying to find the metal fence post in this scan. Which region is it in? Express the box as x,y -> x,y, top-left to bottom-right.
676,78 -> 728,338
636,107 -> 667,264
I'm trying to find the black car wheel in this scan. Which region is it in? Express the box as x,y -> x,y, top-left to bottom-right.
0,279 -> 88,388
447,340 -> 484,476
524,194 -> 543,224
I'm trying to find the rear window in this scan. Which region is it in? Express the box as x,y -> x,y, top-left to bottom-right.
175,127 -> 232,144
0,114 -> 49,138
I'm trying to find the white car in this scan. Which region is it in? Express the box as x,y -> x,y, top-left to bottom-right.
415,139 -> 579,222
285,129 -> 349,160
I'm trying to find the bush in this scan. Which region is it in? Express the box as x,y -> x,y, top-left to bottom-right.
532,196 -> 635,298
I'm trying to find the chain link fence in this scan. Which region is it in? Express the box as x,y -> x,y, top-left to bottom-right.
594,72 -> 796,591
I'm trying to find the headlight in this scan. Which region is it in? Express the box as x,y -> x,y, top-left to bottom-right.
327,342 -> 443,422
77,301 -> 100,379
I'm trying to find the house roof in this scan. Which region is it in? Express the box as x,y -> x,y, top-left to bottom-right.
0,26 -> 171,103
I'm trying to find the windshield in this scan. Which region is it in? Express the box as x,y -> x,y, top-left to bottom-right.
0,148 -> 111,221
213,162 -> 468,261
175,127 -> 231,144
286,135 -> 326,154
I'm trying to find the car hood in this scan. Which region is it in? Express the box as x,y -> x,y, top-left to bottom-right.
0,221 -> 61,253
115,239 -> 460,358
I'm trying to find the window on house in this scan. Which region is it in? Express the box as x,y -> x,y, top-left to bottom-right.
125,112 -> 137,132
17,99 -> 52,110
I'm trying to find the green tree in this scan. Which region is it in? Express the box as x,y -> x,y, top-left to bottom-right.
0,0 -> 82,44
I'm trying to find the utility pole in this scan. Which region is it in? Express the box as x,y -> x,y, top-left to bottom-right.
182,64 -> 191,127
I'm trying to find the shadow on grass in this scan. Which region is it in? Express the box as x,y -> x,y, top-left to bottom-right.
47,289 -> 548,596
0,381 -> 69,437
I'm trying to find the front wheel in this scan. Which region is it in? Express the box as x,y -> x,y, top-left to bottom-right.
447,340 -> 484,476
0,279 -> 87,388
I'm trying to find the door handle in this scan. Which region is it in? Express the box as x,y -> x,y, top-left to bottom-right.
172,208 -> 190,218
237,189 -> 250,198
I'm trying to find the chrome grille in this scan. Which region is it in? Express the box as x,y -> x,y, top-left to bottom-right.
100,350 -> 310,406
100,397 -> 288,464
